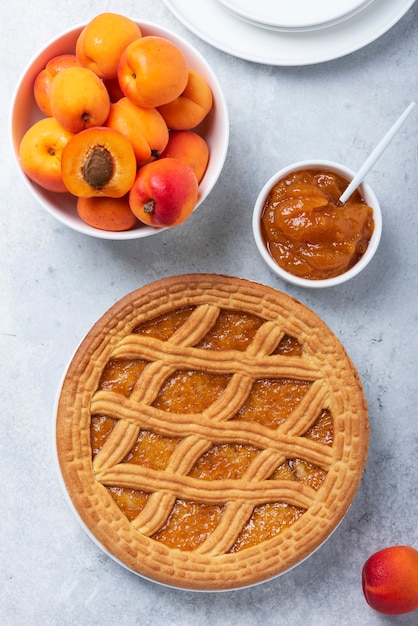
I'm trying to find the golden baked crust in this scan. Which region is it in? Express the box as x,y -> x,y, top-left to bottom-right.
56,274 -> 369,590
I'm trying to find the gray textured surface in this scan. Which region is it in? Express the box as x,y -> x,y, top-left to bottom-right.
1,1 -> 418,624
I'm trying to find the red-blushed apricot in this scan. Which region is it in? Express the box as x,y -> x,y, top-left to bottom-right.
160,130 -> 209,183
76,13 -> 142,80
362,546 -> 418,615
129,157 -> 198,227
19,117 -> 75,192
61,127 -> 137,198
50,66 -> 110,133
105,97 -> 169,167
157,70 -> 213,130
77,195 -> 138,231
117,36 -> 188,108
34,54 -> 81,117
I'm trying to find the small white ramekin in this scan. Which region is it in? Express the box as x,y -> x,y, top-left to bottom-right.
252,160 -> 382,288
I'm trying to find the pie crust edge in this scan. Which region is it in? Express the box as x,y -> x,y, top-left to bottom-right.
55,273 -> 369,591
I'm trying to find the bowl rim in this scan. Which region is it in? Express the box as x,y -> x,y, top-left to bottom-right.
10,19 -> 229,240
252,159 -> 382,288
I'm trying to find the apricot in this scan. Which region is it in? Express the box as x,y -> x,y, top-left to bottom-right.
104,77 -> 124,103
129,157 -> 198,227
160,131 -> 209,183
362,545 -> 418,615
117,36 -> 188,108
19,117 -> 74,192
105,97 -> 169,167
157,70 -> 213,130
61,127 -> 136,198
76,13 -> 142,80
34,54 -> 81,117
77,195 -> 138,231
50,66 -> 110,133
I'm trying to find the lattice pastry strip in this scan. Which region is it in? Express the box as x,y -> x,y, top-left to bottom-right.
92,312 -> 324,538
93,304 -> 220,471
56,274 -> 369,591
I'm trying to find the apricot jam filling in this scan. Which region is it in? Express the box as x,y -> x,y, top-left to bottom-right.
90,306 -> 334,552
261,169 -> 375,280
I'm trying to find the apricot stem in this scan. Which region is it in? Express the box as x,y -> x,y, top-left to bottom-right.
143,200 -> 155,214
82,146 -> 114,190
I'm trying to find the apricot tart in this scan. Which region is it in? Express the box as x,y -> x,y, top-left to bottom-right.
56,274 -> 369,590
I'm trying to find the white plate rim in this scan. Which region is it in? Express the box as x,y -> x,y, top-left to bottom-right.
217,0 -> 373,30
162,0 -> 416,66
221,0 -> 377,34
52,281 -> 353,592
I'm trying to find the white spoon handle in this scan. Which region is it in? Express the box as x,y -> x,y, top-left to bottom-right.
339,102 -> 416,204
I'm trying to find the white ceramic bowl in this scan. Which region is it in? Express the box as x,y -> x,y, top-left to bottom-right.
252,160 -> 382,288
10,20 -> 229,240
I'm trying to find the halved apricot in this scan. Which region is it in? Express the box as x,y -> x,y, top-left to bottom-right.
61,127 -> 137,198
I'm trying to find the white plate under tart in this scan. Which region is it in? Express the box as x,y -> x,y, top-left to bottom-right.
55,274 -> 369,591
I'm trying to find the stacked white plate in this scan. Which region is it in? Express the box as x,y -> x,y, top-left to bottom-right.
163,0 -> 416,66
217,0 -> 375,32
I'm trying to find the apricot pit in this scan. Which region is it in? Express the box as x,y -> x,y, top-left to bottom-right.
81,146 -> 113,190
